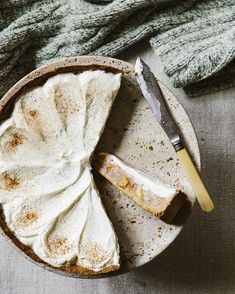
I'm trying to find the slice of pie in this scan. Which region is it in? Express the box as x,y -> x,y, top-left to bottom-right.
93,153 -> 187,223
0,70 -> 121,275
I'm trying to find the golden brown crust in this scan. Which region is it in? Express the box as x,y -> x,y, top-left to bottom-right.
60,264 -> 119,275
93,153 -> 187,224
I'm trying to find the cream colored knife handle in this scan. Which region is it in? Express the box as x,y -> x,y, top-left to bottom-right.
177,148 -> 214,212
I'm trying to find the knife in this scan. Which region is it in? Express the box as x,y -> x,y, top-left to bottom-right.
135,57 -> 214,212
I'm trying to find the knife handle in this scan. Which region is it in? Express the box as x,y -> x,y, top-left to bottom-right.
176,148 -> 214,212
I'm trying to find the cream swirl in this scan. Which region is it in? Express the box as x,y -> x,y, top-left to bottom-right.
0,70 -> 121,272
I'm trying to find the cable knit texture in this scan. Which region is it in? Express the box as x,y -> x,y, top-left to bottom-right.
0,0 -> 235,97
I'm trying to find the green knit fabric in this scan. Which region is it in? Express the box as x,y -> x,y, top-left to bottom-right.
0,0 -> 234,97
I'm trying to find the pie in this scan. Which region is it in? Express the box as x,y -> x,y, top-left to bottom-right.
0,69 -> 187,276
0,70 -> 121,275
93,153 -> 187,224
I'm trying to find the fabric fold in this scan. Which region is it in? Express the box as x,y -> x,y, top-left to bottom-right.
0,0 -> 234,97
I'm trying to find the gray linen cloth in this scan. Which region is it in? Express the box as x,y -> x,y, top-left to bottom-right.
0,0 -> 234,97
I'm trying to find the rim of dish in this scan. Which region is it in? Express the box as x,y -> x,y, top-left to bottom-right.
0,55 -> 200,279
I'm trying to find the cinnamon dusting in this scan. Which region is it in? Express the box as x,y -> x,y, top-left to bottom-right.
29,110 -> 38,119
15,209 -> 39,229
53,85 -> 79,116
1,173 -> 20,191
4,132 -> 24,151
80,242 -> 108,266
14,205 -> 39,230
47,236 -> 72,257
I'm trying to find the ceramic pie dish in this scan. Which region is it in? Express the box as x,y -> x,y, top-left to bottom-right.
0,56 -> 200,278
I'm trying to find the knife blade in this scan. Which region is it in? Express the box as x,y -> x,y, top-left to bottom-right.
135,57 -> 183,152
135,57 -> 214,212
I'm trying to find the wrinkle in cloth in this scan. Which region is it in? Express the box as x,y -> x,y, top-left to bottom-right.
0,0 -> 235,97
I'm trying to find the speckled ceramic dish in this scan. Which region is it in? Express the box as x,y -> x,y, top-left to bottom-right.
0,56 -> 200,278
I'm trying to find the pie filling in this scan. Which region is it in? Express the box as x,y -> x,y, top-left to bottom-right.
0,71 -> 121,273
93,153 -> 187,223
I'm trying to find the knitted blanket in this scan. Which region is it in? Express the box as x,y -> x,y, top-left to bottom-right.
1,0 -> 235,97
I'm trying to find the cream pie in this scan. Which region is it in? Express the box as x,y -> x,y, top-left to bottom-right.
0,70 -> 121,274
93,153 -> 187,223
0,68 -> 188,276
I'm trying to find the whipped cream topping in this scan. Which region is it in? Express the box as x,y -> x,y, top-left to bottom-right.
0,70 -> 121,272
